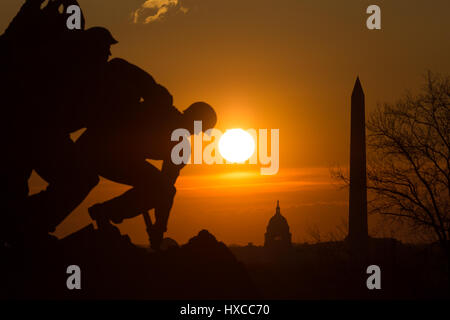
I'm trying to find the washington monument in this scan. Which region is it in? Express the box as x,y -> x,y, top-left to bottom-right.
348,77 -> 368,249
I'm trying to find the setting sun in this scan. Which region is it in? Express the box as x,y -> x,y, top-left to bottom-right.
218,129 -> 255,163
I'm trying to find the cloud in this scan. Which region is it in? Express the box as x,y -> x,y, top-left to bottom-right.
133,0 -> 189,24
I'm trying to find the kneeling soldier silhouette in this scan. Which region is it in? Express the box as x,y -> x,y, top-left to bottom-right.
77,58 -> 217,250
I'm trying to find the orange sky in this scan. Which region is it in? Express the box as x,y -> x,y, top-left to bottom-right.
2,0 -> 450,245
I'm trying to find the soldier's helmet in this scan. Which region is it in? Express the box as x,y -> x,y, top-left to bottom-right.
183,102 -> 217,132
84,27 -> 118,46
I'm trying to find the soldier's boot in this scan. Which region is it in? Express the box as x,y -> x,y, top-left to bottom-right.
88,203 -> 121,234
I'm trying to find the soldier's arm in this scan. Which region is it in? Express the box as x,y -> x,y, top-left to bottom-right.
146,83 -> 173,110
151,158 -> 183,242
162,158 -> 184,186
162,111 -> 186,185
4,0 -> 45,36
109,58 -> 158,92
108,58 -> 174,109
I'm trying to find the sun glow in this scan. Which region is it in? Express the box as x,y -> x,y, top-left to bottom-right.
218,129 -> 255,163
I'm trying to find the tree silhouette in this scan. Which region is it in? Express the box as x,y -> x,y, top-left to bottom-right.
367,72 -> 448,248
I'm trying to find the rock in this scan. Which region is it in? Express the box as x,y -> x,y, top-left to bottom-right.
1,226 -> 259,299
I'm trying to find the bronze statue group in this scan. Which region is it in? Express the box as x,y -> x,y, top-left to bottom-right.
0,0 -> 217,250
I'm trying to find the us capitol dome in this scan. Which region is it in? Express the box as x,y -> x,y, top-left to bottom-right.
264,200 -> 292,249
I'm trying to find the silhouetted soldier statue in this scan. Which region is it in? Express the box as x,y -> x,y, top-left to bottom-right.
0,1 -> 115,245
76,59 -> 217,250
61,27 -> 119,132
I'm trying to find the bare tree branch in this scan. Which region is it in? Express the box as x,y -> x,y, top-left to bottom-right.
332,72 -> 450,253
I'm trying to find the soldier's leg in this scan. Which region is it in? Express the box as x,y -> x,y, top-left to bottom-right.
0,129 -> 34,243
0,156 -> 33,243
25,135 -> 99,232
89,158 -> 175,224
